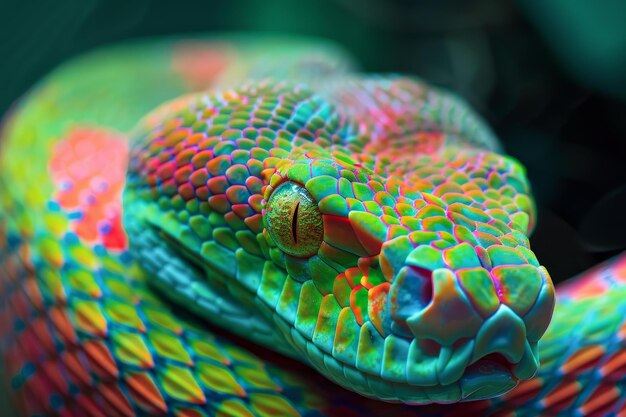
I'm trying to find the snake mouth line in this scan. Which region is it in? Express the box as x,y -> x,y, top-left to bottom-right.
278,318 -> 518,404
138,224 -> 520,404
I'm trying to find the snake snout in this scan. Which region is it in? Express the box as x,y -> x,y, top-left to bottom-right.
383,240 -> 553,401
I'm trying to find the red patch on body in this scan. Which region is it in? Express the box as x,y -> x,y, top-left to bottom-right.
171,41 -> 234,90
49,127 -> 128,250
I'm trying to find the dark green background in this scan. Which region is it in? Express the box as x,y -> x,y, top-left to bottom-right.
1,0 -> 626,283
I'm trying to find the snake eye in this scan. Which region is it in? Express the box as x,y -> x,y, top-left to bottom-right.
265,181 -> 323,258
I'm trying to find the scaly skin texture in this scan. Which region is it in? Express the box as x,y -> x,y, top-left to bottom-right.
0,36 -> 624,416
124,79 -> 550,405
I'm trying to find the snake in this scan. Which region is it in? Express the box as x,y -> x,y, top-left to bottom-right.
0,35 -> 625,417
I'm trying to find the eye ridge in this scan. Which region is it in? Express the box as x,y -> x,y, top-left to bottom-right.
292,201 -> 300,244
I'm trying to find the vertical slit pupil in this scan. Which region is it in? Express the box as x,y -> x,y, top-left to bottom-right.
292,201 -> 300,243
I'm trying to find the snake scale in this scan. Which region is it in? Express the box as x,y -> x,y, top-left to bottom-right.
0,35 -> 625,417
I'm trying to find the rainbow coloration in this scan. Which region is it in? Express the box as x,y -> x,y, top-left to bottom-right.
124,78 -> 552,405
0,36 -> 624,417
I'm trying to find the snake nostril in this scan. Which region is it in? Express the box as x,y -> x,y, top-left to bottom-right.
411,266 -> 433,307
389,265 -> 433,335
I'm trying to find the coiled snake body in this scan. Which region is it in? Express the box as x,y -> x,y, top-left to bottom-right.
0,36 -> 625,417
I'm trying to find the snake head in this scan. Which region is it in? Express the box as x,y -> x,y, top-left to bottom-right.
126,80 -> 555,405
262,144 -> 555,404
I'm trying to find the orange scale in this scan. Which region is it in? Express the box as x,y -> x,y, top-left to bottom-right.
164,130 -> 191,149
178,183 -> 196,201
189,169 -> 209,188
99,382 -> 135,417
195,186 -> 209,200
231,203 -> 253,219
82,340 -> 119,381
49,307 -> 78,346
349,285 -> 368,326
601,349 -> 626,379
540,380 -> 581,413
501,376 -> 544,407
367,282 -> 390,336
207,175 -> 230,194
247,193 -> 264,212
175,149 -> 197,168
208,195 -> 231,214
243,214 -> 263,233
560,345 -> 606,374
578,383 -> 621,417
156,161 -> 176,181
345,268 -> 363,288
124,371 -> 168,416
174,165 -> 194,184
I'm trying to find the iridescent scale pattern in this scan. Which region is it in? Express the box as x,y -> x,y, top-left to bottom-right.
0,37 -> 624,417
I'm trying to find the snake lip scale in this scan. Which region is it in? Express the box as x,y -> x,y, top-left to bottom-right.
145,216 -> 521,405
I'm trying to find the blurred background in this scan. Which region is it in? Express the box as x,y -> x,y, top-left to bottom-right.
0,0 -> 625,284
